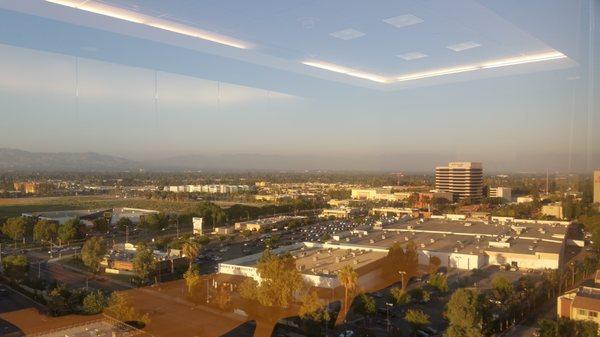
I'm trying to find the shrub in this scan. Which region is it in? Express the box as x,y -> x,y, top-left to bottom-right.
83,291 -> 106,315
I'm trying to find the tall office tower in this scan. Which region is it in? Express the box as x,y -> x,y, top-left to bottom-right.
594,170 -> 600,205
435,162 -> 484,201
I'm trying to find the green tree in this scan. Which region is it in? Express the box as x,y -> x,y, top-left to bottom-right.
390,286 -> 410,305
140,213 -> 168,232
33,219 -> 58,243
82,291 -> 106,314
81,237 -> 106,273
405,309 -> 430,333
298,290 -> 330,337
238,277 -> 259,301
444,288 -> 485,337
537,317 -> 598,337
428,256 -> 441,274
356,293 -> 376,317
338,265 -> 359,321
184,265 -> 202,296
93,218 -> 109,233
386,241 -> 419,289
182,240 -> 201,270
58,218 -> 79,244
1,254 -> 29,280
428,273 -> 449,293
491,276 -> 514,301
298,290 -> 326,321
116,217 -> 133,232
254,250 -> 306,307
1,217 -> 27,247
133,243 -> 156,281
104,292 -> 149,324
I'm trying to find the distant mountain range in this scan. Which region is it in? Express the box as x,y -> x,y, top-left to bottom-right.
0,148 -> 453,172
0,148 -> 594,173
0,148 -> 138,172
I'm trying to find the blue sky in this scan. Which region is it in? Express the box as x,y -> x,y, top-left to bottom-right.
0,0 -> 597,172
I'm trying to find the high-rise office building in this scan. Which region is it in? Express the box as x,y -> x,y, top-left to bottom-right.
435,162 -> 484,201
594,170 -> 600,205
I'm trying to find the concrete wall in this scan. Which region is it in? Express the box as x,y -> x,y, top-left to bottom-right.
485,251 -> 559,269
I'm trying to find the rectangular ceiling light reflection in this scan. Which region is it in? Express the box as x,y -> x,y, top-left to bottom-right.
45,0 -> 249,49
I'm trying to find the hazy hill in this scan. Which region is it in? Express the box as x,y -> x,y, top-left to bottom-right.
0,148 -> 138,172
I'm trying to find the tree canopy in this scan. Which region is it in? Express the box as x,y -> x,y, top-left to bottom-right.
444,288 -> 485,337
33,219 -> 58,243
81,237 -> 106,273
133,243 -> 156,281
1,217 -> 28,245
253,250 -> 306,307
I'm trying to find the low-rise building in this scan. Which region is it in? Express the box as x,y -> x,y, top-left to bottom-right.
517,196 -> 534,203
110,207 -> 159,225
351,188 -> 411,202
319,207 -> 362,219
22,209 -> 109,226
489,187 -> 512,202
217,242 -> 388,289
343,217 -> 569,270
102,243 -> 187,275
558,274 -> 600,329
542,203 -> 565,219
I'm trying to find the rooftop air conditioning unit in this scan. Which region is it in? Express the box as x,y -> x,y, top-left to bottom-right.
420,243 -> 426,248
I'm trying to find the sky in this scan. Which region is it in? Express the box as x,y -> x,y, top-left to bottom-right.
0,0 -> 598,172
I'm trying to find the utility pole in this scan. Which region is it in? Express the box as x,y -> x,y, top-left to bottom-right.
0,243 -> 3,273
125,226 -> 129,244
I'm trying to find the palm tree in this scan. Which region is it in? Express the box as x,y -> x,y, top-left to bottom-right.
182,240 -> 201,270
337,265 -> 358,322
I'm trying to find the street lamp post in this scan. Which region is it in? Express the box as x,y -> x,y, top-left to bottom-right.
399,270 -> 406,290
205,278 -> 210,304
385,302 -> 393,332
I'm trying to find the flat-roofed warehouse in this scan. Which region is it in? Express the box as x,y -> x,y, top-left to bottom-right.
217,242 -> 388,289
336,217 -> 570,270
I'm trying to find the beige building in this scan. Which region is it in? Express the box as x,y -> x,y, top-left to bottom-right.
517,196 -> 534,203
435,162 -> 484,201
319,207 -> 361,219
558,275 -> 600,330
351,217 -> 569,270
542,203 -> 564,219
351,188 -> 411,202
489,187 -> 512,202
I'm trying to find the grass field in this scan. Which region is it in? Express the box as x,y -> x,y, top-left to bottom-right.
0,195 -> 198,218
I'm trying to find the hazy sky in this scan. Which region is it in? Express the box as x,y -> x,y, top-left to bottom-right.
0,1 -> 598,172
